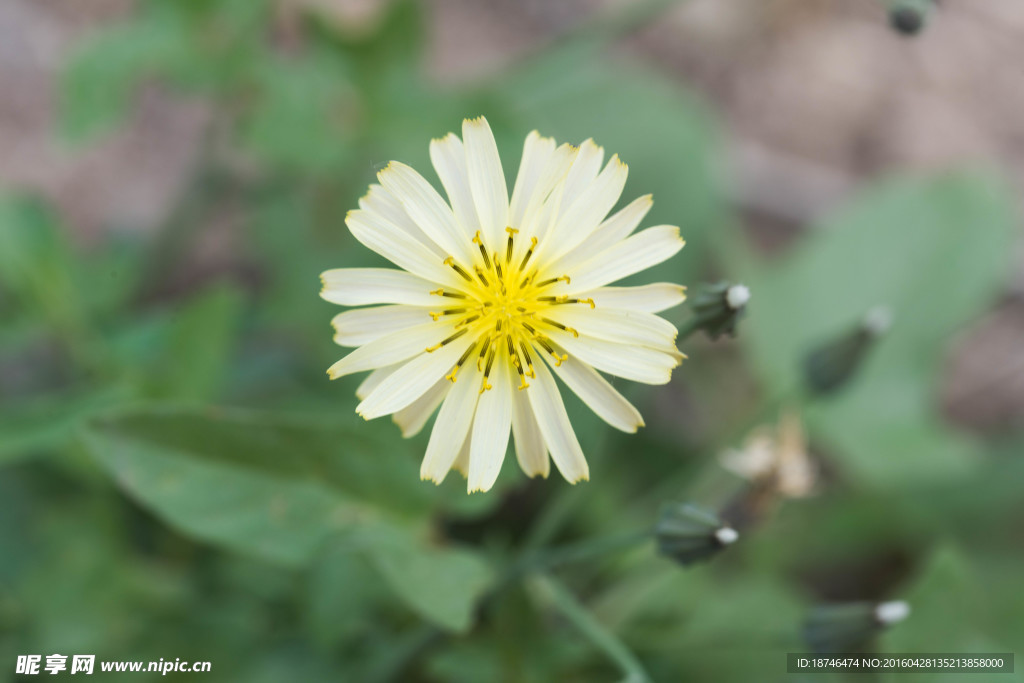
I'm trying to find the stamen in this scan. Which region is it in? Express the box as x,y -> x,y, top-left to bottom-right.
538,295 -> 570,303
479,344 -> 497,394
473,231 -> 492,269
536,275 -> 571,288
519,236 -> 538,271
534,335 -> 568,366
505,227 -> 518,264
430,307 -> 467,321
476,335 -> 492,370
508,335 -> 529,389
474,266 -> 490,287
443,256 -> 473,282
446,339 -> 479,382
518,340 -> 535,378
454,314 -> 480,328
541,318 -> 579,338
425,327 -> 468,352
430,288 -> 467,299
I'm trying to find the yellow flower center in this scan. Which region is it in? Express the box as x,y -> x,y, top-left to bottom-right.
425,228 -> 594,394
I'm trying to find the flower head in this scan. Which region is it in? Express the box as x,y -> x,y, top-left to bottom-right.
321,116 -> 686,492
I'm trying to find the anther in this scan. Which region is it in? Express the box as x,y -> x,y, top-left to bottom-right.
424,327 -> 468,352
519,237 -> 538,271
519,340 -> 536,378
542,318 -> 579,338
473,231 -> 492,269
474,266 -> 490,287
455,314 -> 480,328
443,256 -> 473,282
479,345 -> 497,394
446,340 -> 479,382
430,288 -> 467,299
505,227 -> 518,264
476,335 -> 492,370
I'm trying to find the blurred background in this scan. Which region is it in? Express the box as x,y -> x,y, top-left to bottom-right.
2,0 -> 1023,680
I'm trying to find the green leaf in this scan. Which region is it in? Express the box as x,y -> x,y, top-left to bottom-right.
78,406 -> 493,631
146,285 -> 245,401
361,524 -> 493,633
730,172 -> 1017,485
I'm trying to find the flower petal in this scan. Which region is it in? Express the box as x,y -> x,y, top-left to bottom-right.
548,308 -> 678,354
356,364 -> 399,400
320,268 -> 441,307
332,305 -> 432,347
511,385 -> 549,478
356,336 -> 473,419
547,194 -> 652,274
430,133 -> 477,239
468,361 -> 513,493
585,283 -> 687,313
527,358 -> 589,484
359,184 -> 444,257
393,376 -> 449,437
328,322 -> 456,379
547,356 -> 644,433
463,116 -> 509,250
377,161 -> 474,264
509,131 -> 555,229
346,210 -> 458,286
541,154 -> 628,266
547,332 -> 677,385
563,225 -> 684,293
420,364 -> 481,483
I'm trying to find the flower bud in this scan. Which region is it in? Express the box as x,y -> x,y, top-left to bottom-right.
655,503 -> 739,566
689,282 -> 750,340
802,307 -> 891,396
803,600 -> 911,653
889,0 -> 933,35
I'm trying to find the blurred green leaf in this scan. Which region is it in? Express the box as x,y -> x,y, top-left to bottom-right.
79,406 -> 493,630
730,172 -> 1017,485
362,524 -> 492,633
145,285 -> 245,401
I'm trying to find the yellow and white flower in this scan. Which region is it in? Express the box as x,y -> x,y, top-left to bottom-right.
321,116 -> 686,492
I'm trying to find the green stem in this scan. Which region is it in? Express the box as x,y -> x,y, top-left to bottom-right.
528,574 -> 652,683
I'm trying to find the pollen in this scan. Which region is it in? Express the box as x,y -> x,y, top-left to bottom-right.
425,230 -> 597,386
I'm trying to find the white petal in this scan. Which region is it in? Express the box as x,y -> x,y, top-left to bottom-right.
452,431 -> 471,478
430,133 -> 477,239
518,142 -> 576,248
393,376 -> 449,437
541,154 -> 628,266
511,385 -> 549,478
468,361 -> 513,493
585,283 -> 687,313
559,139 -> 604,211
547,332 -> 677,385
565,226 -> 684,293
356,364 -> 399,400
356,337 -> 473,419
377,162 -> 473,264
526,358 -> 589,484
549,308 -> 678,354
320,268 -> 441,307
509,131 -> 555,229
332,305 -> 432,347
420,364 -> 481,483
327,322 -> 455,379
359,184 -> 444,257
548,356 -> 644,433
346,210 -> 457,286
463,116 -> 509,250
548,194 -> 653,274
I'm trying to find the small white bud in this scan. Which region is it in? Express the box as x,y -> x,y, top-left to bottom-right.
874,600 -> 910,625
726,284 -> 751,310
863,306 -> 893,337
714,526 -> 739,545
